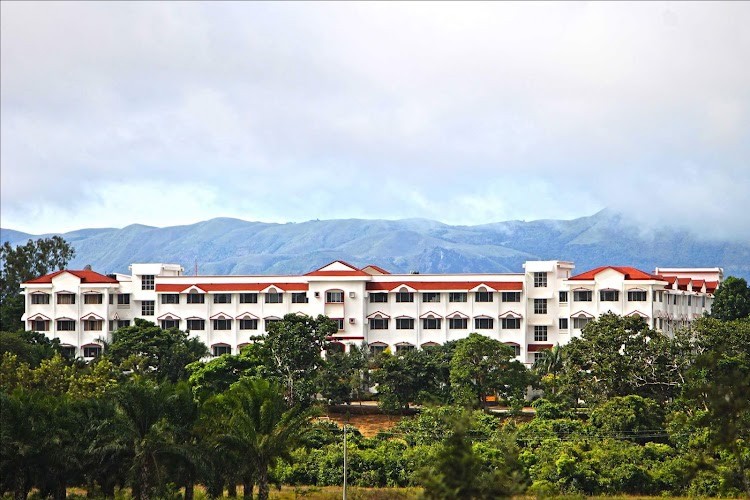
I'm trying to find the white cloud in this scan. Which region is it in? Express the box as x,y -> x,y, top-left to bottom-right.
1,1 -> 749,237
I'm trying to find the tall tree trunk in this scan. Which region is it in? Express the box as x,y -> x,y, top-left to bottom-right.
14,473 -> 27,500
242,473 -> 255,500
184,481 -> 194,500
228,482 -> 238,498
53,478 -> 67,500
257,466 -> 270,500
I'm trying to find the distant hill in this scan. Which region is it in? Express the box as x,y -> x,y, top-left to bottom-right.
2,210 -> 748,280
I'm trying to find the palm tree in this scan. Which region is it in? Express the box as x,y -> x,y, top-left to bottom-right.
533,343 -> 564,395
212,378 -> 314,500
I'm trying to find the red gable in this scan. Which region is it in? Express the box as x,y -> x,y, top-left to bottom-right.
366,281 -> 523,291
705,281 -> 719,293
569,266 -> 661,281
305,260 -> 369,277
24,269 -> 118,285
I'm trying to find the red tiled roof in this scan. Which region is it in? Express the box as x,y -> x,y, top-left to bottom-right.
362,264 -> 391,275
691,279 -> 705,290
365,281 -> 523,291
569,266 -> 661,281
705,281 -> 719,293
156,282 -> 308,292
24,269 -> 119,284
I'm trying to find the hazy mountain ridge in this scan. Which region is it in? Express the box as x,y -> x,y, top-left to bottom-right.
2,210 -> 748,280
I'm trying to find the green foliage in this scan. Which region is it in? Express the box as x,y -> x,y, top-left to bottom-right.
260,313 -> 338,405
107,318 -> 208,382
0,330 -> 62,367
0,236 -> 75,331
711,276 -> 750,320
559,313 -> 692,405
186,342 -> 268,401
450,333 -> 529,409
590,396 -> 665,442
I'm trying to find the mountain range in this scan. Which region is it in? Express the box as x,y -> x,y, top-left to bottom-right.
2,210 -> 749,280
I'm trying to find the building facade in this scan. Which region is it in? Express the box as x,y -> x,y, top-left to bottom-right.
21,260 -> 722,365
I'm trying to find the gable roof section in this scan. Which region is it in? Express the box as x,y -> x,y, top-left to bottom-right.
361,264 -> 391,275
25,269 -> 119,285
569,266 -> 661,281
155,282 -> 308,292
305,260 -> 369,277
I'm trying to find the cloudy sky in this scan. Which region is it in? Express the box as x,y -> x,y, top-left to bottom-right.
2,2 -> 749,238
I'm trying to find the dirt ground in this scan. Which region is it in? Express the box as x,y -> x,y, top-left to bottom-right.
318,411 -> 404,438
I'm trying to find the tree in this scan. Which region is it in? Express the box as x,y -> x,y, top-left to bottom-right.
107,318 -> 208,382
187,343 -> 268,401
0,236 -> 75,331
533,343 -> 564,396
558,313 -> 692,405
0,330 -> 60,367
210,378 -> 314,500
260,313 -> 337,405
450,333 -> 530,409
711,276 -> 750,321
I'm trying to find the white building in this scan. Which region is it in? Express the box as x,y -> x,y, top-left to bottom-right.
21,260 -> 722,365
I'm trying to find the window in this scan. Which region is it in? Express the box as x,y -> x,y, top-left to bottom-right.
32,320 -> 49,331
187,293 -> 205,304
161,294 -> 180,304
474,317 -> 494,329
688,295 -> 692,306
627,290 -> 647,301
396,318 -> 414,330
501,292 -> 521,302
369,318 -> 389,329
83,294 -> 103,304
117,320 -> 131,329
213,319 -> 232,330
60,346 -> 76,359
83,320 -> 103,331
501,317 -> 520,329
186,319 -> 205,330
600,290 -> 619,302
292,292 -> 308,303
265,318 -> 280,330
533,352 -> 546,363
369,344 -> 387,355
449,317 -> 468,329
559,291 -> 568,303
213,293 -> 232,304
265,292 -> 283,304
449,292 -> 467,302
422,292 -> 440,303
240,293 -> 258,304
212,345 -> 231,356
57,320 -> 75,331
31,294 -> 50,305
534,272 -> 548,287
57,293 -> 75,305
475,291 -> 493,303
702,296 -> 706,308
83,346 -> 102,358
673,294 -> 678,305
325,290 -> 344,303
423,318 -> 442,329
573,317 -> 592,329
395,291 -> 414,303
161,319 -> 179,329
332,318 -> 345,331
141,300 -> 155,316
559,318 -> 569,330
239,319 -> 258,330
369,293 -> 388,303
141,275 -> 155,290
118,293 -> 131,305
534,298 -> 548,314
109,294 -> 114,304
534,325 -> 548,341
507,344 -> 521,357
656,291 -> 663,302
573,290 -> 592,302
